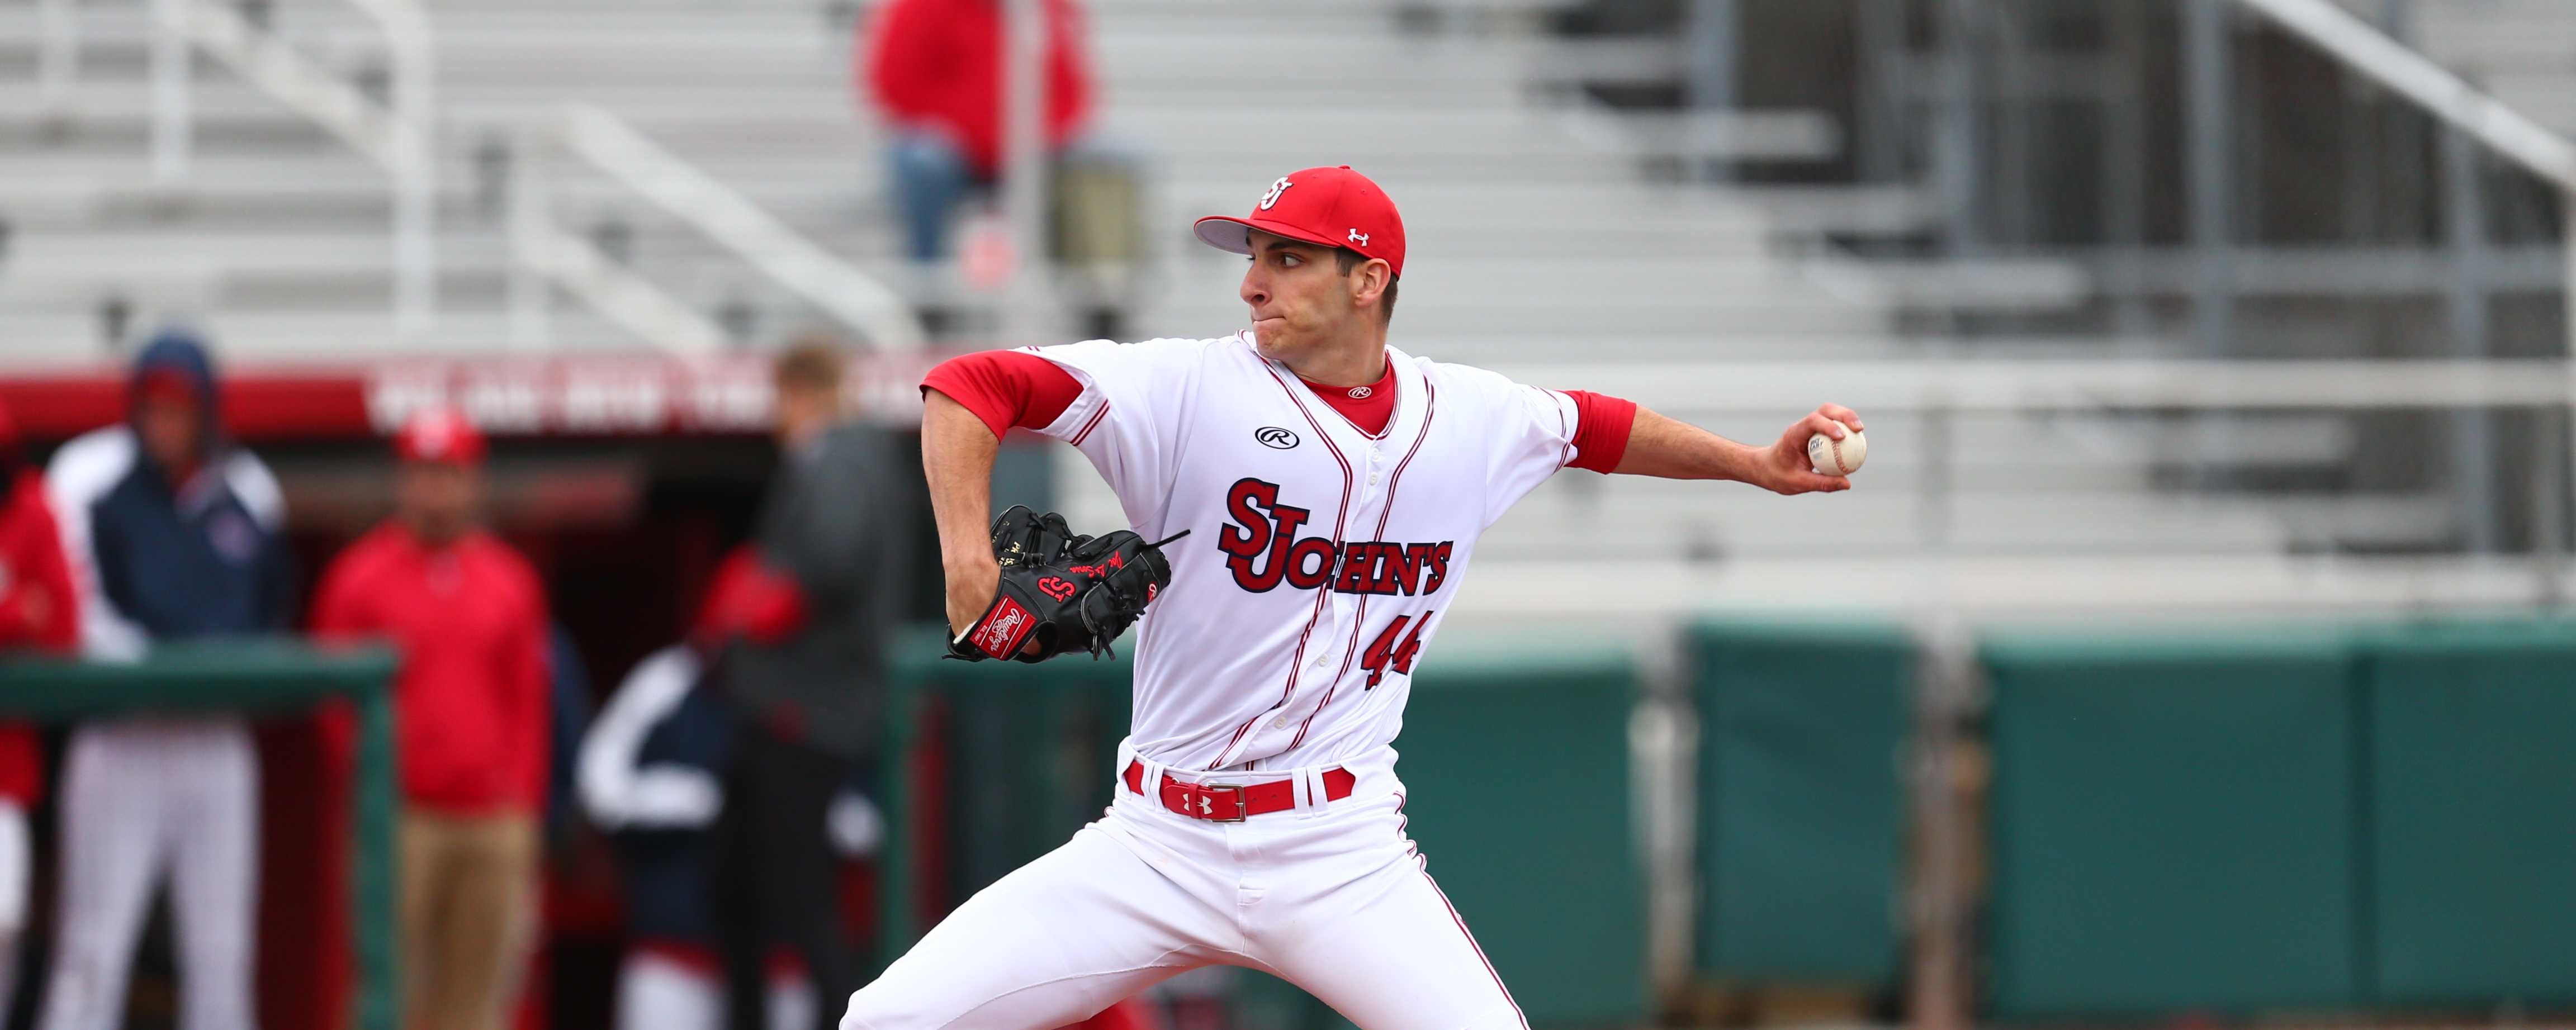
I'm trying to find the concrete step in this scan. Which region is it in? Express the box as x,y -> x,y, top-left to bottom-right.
1443,554 -> 2564,623
0,307 -> 642,363
1474,492 -> 2348,557
1147,296 -> 1875,338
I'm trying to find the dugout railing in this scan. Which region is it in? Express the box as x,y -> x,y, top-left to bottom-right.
0,642 -> 400,1030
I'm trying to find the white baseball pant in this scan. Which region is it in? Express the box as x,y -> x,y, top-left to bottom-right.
615,952 -> 818,1030
0,798 -> 30,1016
616,952 -> 723,1030
40,716 -> 259,1030
839,746 -> 1525,1030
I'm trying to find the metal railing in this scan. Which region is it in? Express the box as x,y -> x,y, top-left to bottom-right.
506,103 -> 927,357
36,0 -> 76,116
1881,10 -> 2576,1015
2231,0 -> 2576,192
2219,0 -> 2576,559
54,0 -> 444,340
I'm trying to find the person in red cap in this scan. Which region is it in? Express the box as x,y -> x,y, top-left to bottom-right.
312,407 -> 552,1030
860,166 -> 1865,1029
0,399 -> 77,1018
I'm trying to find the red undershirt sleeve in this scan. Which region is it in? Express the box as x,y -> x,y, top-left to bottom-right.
920,350 -> 1086,438
1561,390 -> 1639,474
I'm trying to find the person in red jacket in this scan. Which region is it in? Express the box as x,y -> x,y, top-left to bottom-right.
311,407 -> 551,1030
860,0 -> 1096,264
0,400 -> 76,1017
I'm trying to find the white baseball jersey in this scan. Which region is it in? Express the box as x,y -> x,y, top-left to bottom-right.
845,333 -> 1595,1030
1024,331 -> 1598,772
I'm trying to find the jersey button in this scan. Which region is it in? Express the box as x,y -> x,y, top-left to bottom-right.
1272,716 -> 1289,729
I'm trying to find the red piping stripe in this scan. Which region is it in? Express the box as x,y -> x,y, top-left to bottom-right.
1294,602 -> 1370,753
1552,392 -> 1574,469
1423,870 -> 1531,1029
1287,377 -> 1438,751
1069,402 -> 1112,446
1208,360 -> 1355,770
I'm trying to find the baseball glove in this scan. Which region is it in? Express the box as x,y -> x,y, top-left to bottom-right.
948,505 -> 1186,663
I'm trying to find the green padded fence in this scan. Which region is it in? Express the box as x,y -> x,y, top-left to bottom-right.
1689,619 -> 1909,988
1982,631 -> 2361,1019
2355,619 -> 2576,1008
1398,636 -> 1645,1027
0,642 -> 400,1030
875,634 -> 1135,959
875,629 -> 1645,1028
1981,619 -> 2576,1018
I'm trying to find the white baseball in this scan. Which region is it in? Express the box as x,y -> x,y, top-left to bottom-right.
1806,423 -> 1867,476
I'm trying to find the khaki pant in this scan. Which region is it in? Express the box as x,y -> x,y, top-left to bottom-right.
400,810 -> 537,1030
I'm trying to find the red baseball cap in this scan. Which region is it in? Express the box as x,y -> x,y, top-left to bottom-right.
393,406 -> 486,466
1193,165 -> 1406,279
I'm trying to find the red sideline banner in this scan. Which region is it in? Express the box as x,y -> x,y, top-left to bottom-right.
0,353 -> 947,442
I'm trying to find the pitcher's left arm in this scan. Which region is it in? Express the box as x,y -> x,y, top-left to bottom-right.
1612,404 -> 1863,495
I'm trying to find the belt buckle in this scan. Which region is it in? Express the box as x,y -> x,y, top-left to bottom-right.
1185,782 -> 1249,822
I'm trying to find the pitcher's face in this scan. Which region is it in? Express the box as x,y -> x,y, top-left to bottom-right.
1238,231 -> 1365,363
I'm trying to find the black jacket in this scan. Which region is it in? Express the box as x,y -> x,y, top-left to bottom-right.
727,420 -> 911,760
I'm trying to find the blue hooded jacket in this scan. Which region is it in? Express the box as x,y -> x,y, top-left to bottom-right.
46,329 -> 293,655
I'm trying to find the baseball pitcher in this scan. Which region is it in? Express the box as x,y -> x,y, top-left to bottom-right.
851,165 -> 1862,1030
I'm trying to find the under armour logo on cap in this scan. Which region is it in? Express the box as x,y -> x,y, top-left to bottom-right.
1348,229 -> 1369,246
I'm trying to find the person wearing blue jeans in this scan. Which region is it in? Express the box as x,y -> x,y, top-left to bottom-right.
889,128 -> 974,264
861,0 -> 1096,266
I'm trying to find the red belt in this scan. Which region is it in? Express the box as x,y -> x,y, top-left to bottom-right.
1123,760 -> 1355,823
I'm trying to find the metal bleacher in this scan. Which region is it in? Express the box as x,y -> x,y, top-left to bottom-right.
0,0 -> 876,357
1453,0 -> 2573,626
1066,1 -> 2465,623
1,0 -> 2554,623
2380,0 -> 2576,138
0,0 -> 1846,350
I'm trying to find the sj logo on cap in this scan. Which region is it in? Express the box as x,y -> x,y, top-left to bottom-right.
1258,177 -> 1294,210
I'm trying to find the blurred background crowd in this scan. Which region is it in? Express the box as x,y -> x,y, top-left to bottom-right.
0,1 -> 2573,1029
0,331 -> 952,1030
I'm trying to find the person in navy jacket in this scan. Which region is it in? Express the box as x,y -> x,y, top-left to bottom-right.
40,328 -> 291,1030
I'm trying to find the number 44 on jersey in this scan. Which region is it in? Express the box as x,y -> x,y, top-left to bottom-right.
1362,612 -> 1432,688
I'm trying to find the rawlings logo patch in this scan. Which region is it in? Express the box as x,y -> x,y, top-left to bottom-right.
977,598 -> 1036,659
